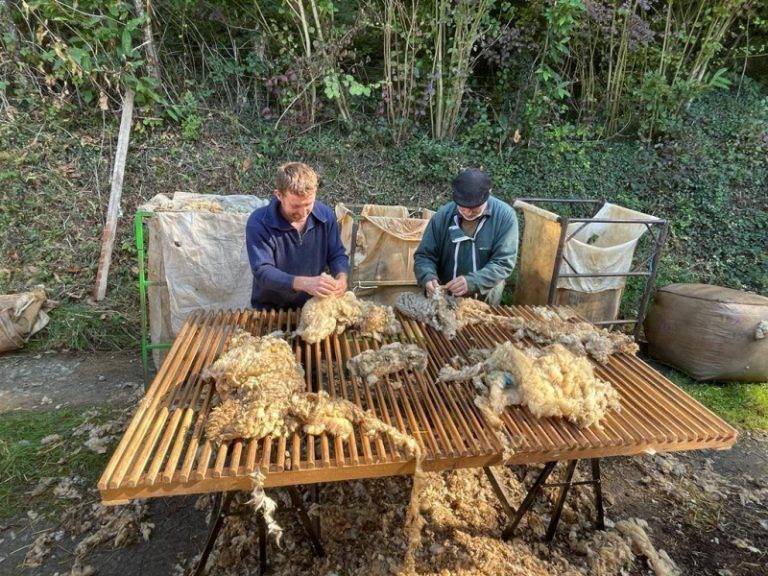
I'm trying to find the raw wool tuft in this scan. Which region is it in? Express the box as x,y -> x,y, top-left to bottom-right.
247,471 -> 284,546
347,342 -> 428,385
521,306 -> 639,364
74,501 -> 153,558
24,531 -> 55,567
395,289 -> 515,339
755,320 -> 768,340
615,518 -> 681,576
204,331 -> 306,443
204,330 -> 305,398
54,475 -> 83,500
569,526 -> 635,575
288,391 -> 421,458
438,362 -> 487,389
296,290 -> 402,344
500,343 -> 620,428
454,297 -> 497,327
440,342 -> 620,430
358,300 -> 402,341
296,290 -> 362,344
70,559 -> 96,576
395,287 -> 459,338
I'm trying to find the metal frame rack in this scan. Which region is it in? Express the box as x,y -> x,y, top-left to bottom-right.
134,210 -> 171,380
516,198 -> 669,339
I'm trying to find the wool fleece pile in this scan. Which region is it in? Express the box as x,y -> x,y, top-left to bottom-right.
439,342 -> 621,430
396,291 -> 637,365
204,330 -> 418,452
295,289 -> 402,344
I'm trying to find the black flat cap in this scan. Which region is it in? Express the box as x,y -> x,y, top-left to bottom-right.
452,168 -> 491,208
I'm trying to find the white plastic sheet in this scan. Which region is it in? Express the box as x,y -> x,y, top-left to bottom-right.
558,203 -> 658,293
140,193 -> 268,366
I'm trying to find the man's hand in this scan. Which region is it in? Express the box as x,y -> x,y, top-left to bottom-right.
445,276 -> 469,297
425,278 -> 440,296
293,275 -> 338,297
333,273 -> 348,296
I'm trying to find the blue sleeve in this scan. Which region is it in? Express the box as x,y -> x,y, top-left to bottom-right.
246,221 -> 295,291
326,215 -> 349,276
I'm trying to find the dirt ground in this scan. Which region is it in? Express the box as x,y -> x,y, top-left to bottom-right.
0,352 -> 766,576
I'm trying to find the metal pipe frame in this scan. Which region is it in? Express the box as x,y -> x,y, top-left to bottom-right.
135,210 -> 172,385
192,487 -> 325,576
498,459 -> 606,542
533,198 -> 669,341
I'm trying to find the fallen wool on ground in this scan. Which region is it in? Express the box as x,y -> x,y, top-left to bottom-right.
181,465 -> 680,576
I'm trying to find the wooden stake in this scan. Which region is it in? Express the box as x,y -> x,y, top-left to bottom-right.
133,0 -> 162,85
94,89 -> 135,301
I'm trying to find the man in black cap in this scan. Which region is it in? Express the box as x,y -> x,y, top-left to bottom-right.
413,168 -> 518,303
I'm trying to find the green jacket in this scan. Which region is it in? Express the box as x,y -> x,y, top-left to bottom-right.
413,196 -> 518,298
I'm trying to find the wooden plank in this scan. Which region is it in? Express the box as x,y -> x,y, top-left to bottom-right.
94,89 -> 135,301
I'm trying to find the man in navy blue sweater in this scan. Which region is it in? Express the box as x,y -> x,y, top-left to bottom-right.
245,162 -> 349,310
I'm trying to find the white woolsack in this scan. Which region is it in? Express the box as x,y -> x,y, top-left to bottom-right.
140,192 -> 269,367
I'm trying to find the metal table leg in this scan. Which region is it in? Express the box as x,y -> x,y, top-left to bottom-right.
591,458 -> 605,530
257,508 -> 268,575
193,492 -> 234,576
501,461 -> 557,540
287,486 -> 325,557
483,467 -> 516,520
496,459 -> 607,542
545,460 -> 577,541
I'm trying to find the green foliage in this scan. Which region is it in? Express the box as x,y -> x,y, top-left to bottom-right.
525,0 -> 585,130
5,0 -> 161,107
167,90 -> 205,141
4,0 -> 765,141
26,304 -> 137,353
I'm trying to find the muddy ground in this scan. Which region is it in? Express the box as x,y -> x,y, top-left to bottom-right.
0,351 -> 765,576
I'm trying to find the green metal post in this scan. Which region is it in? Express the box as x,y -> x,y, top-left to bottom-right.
135,211 -> 150,381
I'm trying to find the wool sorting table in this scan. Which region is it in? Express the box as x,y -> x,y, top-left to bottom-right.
99,306 -> 737,572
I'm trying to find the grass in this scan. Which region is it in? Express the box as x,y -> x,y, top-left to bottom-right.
665,370 -> 768,430
25,303 -> 138,353
0,407 -> 112,519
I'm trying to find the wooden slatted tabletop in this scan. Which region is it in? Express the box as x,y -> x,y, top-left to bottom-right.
98,307 -> 737,505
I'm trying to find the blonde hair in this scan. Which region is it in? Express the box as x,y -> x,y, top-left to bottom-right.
275,162 -> 318,197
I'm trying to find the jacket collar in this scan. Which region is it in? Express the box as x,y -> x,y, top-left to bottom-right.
450,195 -> 494,221
263,196 -> 327,231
